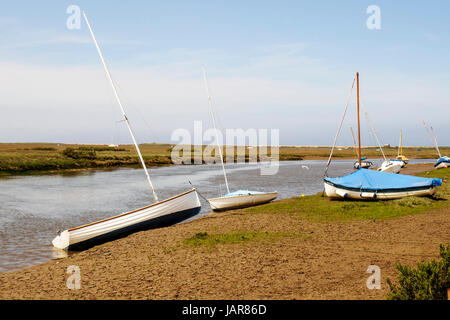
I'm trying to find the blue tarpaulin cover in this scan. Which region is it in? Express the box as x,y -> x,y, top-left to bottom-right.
435,156 -> 450,167
324,169 -> 442,192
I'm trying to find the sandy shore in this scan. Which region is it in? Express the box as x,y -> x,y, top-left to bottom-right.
0,163 -> 448,300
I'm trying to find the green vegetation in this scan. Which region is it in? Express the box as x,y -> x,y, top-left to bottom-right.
386,244 -> 450,300
1,142 -> 449,176
62,147 -> 97,160
238,168 -> 450,222
183,231 -> 305,248
0,143 -> 173,175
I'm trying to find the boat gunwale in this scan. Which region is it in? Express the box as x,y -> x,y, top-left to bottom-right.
68,188 -> 198,232
207,191 -> 278,202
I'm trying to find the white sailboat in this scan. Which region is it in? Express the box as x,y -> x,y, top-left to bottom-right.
393,129 -> 408,166
363,111 -> 402,174
423,121 -> 449,169
52,11 -> 201,251
350,126 -> 373,169
202,66 -> 277,211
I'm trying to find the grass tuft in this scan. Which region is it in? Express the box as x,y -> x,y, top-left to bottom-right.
183,231 -> 305,248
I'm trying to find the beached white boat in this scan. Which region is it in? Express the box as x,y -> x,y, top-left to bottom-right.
52,11 -> 201,250
53,189 -> 201,250
423,121 -> 449,169
354,158 -> 373,169
378,160 -> 402,173
349,127 -> 373,169
208,190 -> 278,211
362,111 -> 402,174
323,72 -> 442,200
201,66 -> 277,211
435,156 -> 450,169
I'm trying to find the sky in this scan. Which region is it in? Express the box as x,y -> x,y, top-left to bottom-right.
0,1 -> 449,147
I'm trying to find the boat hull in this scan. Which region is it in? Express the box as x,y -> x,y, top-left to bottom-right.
52,189 -> 201,251
435,162 -> 449,169
324,181 -> 437,200
354,161 -> 373,169
208,192 -> 278,211
378,161 -> 402,174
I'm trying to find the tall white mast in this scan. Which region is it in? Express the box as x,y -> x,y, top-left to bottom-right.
364,111 -> 387,161
202,65 -> 230,194
430,126 -> 442,158
82,11 -> 158,202
422,120 -> 442,158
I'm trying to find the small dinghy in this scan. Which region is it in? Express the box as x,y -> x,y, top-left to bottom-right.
324,168 -> 441,199
354,157 -> 373,169
423,121 -> 448,169
52,11 -> 201,250
378,160 -> 402,174
435,156 -> 450,169
363,111 -> 402,174
391,158 -> 406,168
208,190 -> 278,211
201,66 -> 277,211
349,127 -> 373,169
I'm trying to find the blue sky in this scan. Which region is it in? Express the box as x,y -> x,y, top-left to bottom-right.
0,1 -> 449,147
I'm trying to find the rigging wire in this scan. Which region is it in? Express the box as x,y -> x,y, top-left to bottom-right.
323,76 -> 356,177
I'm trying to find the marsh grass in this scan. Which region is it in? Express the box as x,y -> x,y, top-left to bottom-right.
183,231 -> 306,249
2,142 -> 449,176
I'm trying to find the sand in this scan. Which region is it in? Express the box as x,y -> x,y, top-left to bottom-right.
0,163 -> 448,300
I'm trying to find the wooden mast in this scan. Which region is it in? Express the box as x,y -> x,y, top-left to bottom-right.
357,72 -> 361,167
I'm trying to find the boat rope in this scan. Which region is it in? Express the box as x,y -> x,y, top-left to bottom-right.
323,77 -> 356,178
363,108 -> 387,161
188,179 -> 220,210
202,65 -> 231,195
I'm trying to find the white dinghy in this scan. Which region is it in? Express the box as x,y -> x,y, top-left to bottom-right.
207,190 -> 278,211
52,12 -> 201,251
378,160 -> 402,173
362,111 -> 402,174
423,121 -> 449,169
201,66 -> 277,211
349,127 -> 373,169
